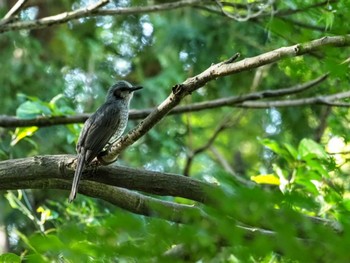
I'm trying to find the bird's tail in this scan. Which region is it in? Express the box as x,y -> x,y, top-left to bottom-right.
69,150 -> 86,202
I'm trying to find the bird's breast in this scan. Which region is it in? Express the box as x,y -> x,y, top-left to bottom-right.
109,107 -> 129,143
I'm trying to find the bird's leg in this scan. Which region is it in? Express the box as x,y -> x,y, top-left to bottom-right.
107,137 -> 122,148
101,137 -> 121,155
97,138 -> 121,165
90,158 -> 100,176
99,141 -> 114,157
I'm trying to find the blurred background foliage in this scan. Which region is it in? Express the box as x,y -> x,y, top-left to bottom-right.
1,0 -> 350,261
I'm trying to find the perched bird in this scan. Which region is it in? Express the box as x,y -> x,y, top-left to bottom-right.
69,81 -> 142,202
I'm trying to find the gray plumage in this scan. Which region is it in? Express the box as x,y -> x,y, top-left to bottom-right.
69,81 -> 142,202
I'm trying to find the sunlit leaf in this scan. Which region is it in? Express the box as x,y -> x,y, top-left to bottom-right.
0,253 -> 21,263
251,174 -> 280,185
11,126 -> 38,146
298,138 -> 328,160
37,206 -> 52,225
260,138 -> 296,162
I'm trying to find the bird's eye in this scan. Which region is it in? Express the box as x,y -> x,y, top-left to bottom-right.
113,89 -> 122,98
113,87 -> 129,99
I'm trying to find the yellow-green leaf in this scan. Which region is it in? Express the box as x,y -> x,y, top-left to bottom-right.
251,174 -> 280,185
11,126 -> 38,146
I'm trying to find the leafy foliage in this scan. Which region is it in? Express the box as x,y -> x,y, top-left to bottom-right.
1,0 -> 350,262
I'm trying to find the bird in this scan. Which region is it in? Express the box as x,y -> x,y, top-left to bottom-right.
68,80 -> 143,202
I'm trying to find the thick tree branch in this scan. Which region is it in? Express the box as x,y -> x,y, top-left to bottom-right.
0,155 -> 341,232
0,154 -> 209,223
0,73 -> 328,128
0,154 -> 212,222
101,36 -> 350,163
0,155 -> 212,204
5,178 -> 204,224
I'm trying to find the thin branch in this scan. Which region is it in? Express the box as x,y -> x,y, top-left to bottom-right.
328,150 -> 350,155
101,35 -> 350,163
314,106 -> 332,143
0,113 -> 90,128
275,0 -> 337,17
0,73 -> 328,128
174,73 -> 328,112
0,0 -> 335,33
198,0 -> 336,21
210,146 -> 254,186
0,0 -> 209,33
0,0 -> 28,26
183,111 -> 245,176
236,91 -> 350,108
0,0 -> 109,32
280,17 -> 326,32
214,0 -> 275,22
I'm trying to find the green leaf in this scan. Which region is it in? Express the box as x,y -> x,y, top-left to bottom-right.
260,138 -> 296,162
16,101 -> 51,119
298,138 -> 328,160
11,126 -> 38,146
321,10 -> 335,30
0,253 -> 21,263
29,234 -> 65,253
22,254 -> 47,263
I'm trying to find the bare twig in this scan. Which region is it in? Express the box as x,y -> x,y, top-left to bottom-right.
210,146 -> 254,186
0,0 -> 28,26
183,111 -> 245,176
214,0 -> 275,22
275,0 -> 337,17
250,65 -> 271,91
0,0 -> 209,33
0,0 -> 336,33
314,106 -> 332,142
198,0 -> 336,21
0,0 -> 109,32
236,91 -> 350,108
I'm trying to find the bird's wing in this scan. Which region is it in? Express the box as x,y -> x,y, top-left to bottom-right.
76,115 -> 95,153
83,103 -> 122,163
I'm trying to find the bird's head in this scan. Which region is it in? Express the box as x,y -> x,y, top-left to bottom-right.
106,80 -> 143,104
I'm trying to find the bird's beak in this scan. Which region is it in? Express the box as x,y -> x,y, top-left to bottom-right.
130,86 -> 143,92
